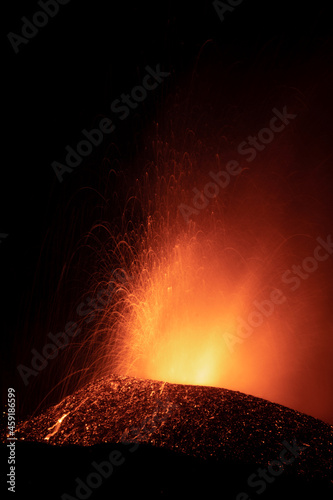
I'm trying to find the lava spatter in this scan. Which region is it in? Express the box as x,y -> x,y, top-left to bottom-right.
15,375 -> 332,484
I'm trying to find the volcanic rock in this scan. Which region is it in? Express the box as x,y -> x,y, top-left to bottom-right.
5,375 -> 333,499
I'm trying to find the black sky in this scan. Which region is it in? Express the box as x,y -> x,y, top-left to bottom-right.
2,0 -> 333,419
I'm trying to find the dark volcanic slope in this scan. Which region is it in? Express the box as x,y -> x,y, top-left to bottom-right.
17,375 -> 332,482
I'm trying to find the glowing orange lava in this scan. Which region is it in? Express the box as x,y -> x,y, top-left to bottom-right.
121,238 -> 237,387
91,140 -> 332,424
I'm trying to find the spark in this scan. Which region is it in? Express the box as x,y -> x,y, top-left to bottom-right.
78,133 -> 332,422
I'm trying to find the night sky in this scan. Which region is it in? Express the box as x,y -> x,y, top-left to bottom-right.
2,0 -> 333,423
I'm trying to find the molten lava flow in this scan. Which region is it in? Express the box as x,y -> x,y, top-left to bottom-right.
44,413 -> 69,441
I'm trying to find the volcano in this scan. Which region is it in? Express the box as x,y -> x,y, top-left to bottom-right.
6,375 -> 332,499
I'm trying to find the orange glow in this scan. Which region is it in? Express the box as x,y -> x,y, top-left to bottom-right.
110,230 -> 292,402
90,140 -> 333,424
44,413 -> 69,441
120,237 -> 241,388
